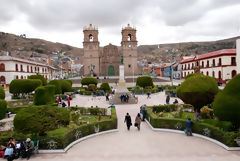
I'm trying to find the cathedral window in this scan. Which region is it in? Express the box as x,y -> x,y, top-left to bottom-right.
89,34 -> 93,42
128,34 -> 131,41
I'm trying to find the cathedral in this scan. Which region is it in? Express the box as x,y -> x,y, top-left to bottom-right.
82,24 -> 138,76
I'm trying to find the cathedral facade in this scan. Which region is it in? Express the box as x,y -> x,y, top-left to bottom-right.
83,24 -> 138,76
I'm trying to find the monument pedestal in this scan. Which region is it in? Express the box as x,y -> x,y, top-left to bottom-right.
109,65 -> 137,105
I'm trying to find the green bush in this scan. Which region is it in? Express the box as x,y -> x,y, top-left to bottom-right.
0,86 -> 5,99
28,74 -> 47,86
146,108 -> 239,147
59,80 -> 72,94
151,104 -> 177,113
66,80 -> 73,86
100,83 -> 111,91
213,74 -> 240,129
136,76 -> 153,88
34,85 -> 55,105
177,74 -> 218,120
88,84 -> 96,91
81,77 -> 98,86
9,79 -> 42,96
14,106 -> 70,135
49,80 -> 62,94
0,100 -> 7,119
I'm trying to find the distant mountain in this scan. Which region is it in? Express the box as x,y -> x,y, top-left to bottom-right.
138,36 -> 240,63
0,31 -> 239,64
0,32 -> 83,64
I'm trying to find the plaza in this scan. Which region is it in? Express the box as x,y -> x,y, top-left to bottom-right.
9,92 -> 238,161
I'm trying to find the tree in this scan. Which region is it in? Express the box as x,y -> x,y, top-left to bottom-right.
100,83 -> 111,92
213,74 -> 240,129
81,77 -> 98,86
0,86 -> 5,99
28,74 -> 47,86
177,74 -> 218,120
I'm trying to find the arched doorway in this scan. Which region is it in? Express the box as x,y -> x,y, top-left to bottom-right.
108,65 -> 115,76
0,76 -> 5,86
0,63 -> 5,71
232,70 -> 237,78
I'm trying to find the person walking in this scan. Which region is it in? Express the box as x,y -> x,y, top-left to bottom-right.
135,113 -> 142,130
185,118 -> 193,136
124,113 -> 132,130
67,98 -> 71,107
166,95 -> 170,104
147,92 -> 151,99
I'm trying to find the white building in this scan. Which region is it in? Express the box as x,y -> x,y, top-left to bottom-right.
0,56 -> 56,87
237,39 -> 240,74
180,49 -> 237,83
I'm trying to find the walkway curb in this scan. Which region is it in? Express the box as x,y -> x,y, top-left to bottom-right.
39,129 -> 119,154
145,120 -> 240,151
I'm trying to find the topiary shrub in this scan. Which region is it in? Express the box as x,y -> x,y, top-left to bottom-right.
59,80 -> 72,94
100,82 -> 111,92
177,73 -> 218,120
34,85 -> 55,105
0,100 -> 7,119
136,76 -> 153,88
28,74 -> 47,86
49,80 -> 62,94
213,74 -> 240,130
88,84 -> 96,91
9,79 -> 42,97
14,106 -> 70,135
0,86 -> 5,99
81,77 -> 98,86
66,80 -> 72,86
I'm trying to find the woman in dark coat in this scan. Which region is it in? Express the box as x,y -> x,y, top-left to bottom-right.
124,113 -> 132,130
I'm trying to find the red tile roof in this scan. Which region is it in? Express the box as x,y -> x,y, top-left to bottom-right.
180,57 -> 195,63
197,49 -> 236,60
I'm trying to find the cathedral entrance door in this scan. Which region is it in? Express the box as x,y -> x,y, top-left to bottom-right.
108,65 -> 115,76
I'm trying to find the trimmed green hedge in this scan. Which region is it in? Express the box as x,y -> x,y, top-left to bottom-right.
0,100 -> 7,119
81,77 -> 98,86
34,85 -> 55,105
14,106 -> 70,135
151,104 -> 177,113
48,80 -> 72,94
49,80 -> 62,94
0,86 -> 5,99
100,83 -> 111,92
136,76 -> 153,88
70,107 -> 107,115
28,74 -> 47,86
9,79 -> 42,96
146,107 -> 240,147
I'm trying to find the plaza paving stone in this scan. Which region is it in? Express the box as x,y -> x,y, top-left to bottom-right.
2,92 -> 240,161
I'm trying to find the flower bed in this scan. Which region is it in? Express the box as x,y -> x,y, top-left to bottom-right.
146,107 -> 240,147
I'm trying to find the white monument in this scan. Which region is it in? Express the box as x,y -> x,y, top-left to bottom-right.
237,39 -> 240,74
109,64 -> 137,104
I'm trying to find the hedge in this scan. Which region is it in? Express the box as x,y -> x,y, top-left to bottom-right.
34,85 -> 55,105
150,104 -> 178,113
14,105 -> 70,135
136,76 -> 153,88
81,77 -> 98,86
0,86 -> 5,99
146,107 -> 240,147
0,100 -> 7,119
28,74 -> 47,86
100,83 -> 111,92
70,107 -> 107,116
49,80 -> 62,94
2,108 -> 117,149
9,79 -> 42,96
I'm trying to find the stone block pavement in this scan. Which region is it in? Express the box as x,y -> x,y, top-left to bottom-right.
2,92 -> 240,161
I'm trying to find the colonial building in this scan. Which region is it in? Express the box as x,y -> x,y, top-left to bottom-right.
0,56 -> 56,87
180,49 -> 237,83
83,24 -> 139,76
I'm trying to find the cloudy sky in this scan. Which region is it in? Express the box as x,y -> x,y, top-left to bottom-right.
0,0 -> 240,48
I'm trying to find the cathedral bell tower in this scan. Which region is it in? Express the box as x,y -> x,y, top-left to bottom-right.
121,24 -> 138,76
83,24 -> 100,76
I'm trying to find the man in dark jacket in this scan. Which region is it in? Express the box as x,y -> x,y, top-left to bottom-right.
124,113 -> 132,130
185,118 -> 193,136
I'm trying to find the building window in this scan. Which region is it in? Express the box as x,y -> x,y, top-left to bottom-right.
218,71 -> 221,80
35,67 -> 37,72
21,76 -> 23,79
38,67 -> 39,72
31,66 -> 33,73
202,61 -> 204,68
218,58 -> 222,66
16,75 -> 19,79
0,76 -> 5,85
212,71 -> 215,78
212,59 -> 215,67
16,64 -> 18,71
196,61 -> 199,66
20,64 -> 23,72
206,71 -> 209,76
27,66 -> 29,72
231,57 -> 236,65
128,64 -> 131,68
207,61 -> 209,67
232,70 -> 237,78
0,63 -> 5,72
188,64 -> 190,69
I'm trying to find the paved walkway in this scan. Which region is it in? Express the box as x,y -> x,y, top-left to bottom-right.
2,92 -> 240,161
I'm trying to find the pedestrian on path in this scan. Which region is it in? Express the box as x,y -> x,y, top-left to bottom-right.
147,91 -> 151,99
67,98 -> 71,107
135,113 -> 142,131
124,113 -> 132,130
166,95 -> 170,104
185,118 -> 193,136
